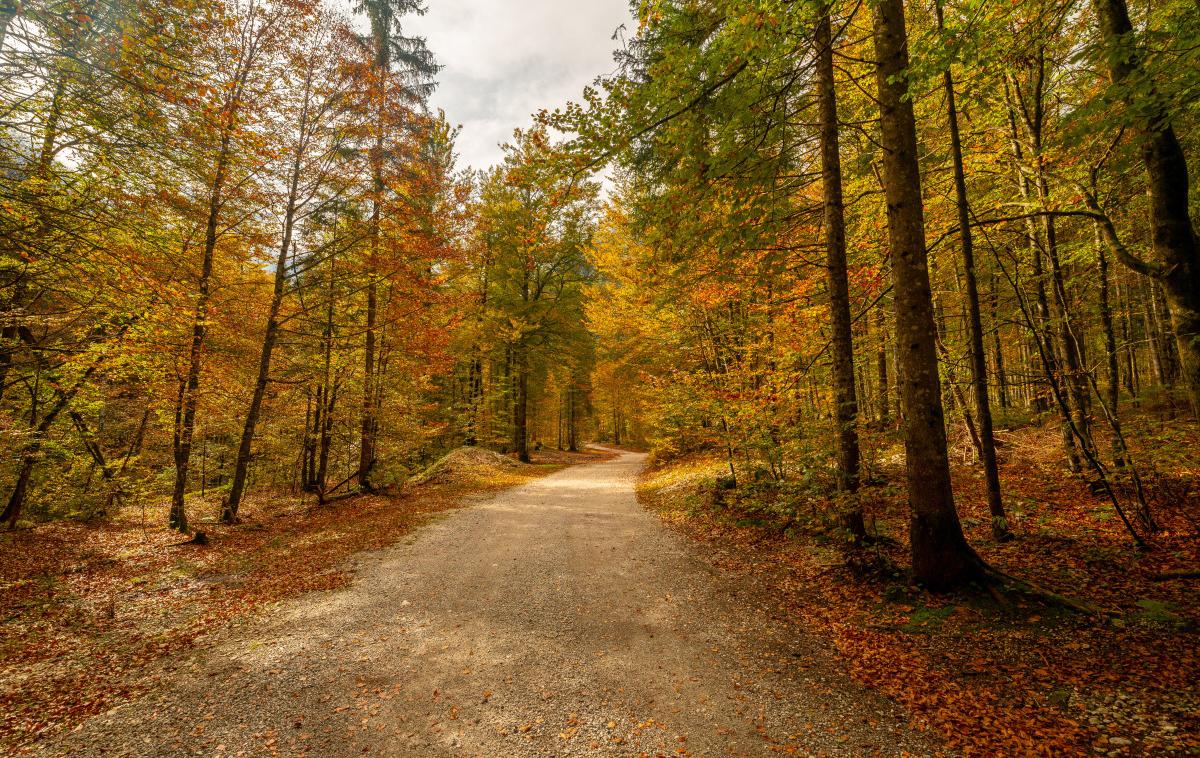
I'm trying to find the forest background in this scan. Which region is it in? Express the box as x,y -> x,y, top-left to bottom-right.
2,0 -> 1199,753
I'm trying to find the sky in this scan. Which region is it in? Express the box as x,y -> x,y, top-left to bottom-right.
405,0 -> 633,173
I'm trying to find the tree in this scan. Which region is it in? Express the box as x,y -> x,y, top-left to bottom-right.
167,0 -> 291,532
814,2 -> 865,540
224,12 -> 360,522
350,0 -> 438,490
934,0 -> 1010,541
873,0 -> 982,587
472,128 -> 598,462
1090,0 -> 1200,417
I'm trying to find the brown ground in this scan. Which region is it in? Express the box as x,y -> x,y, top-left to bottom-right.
0,450 -> 586,753
636,408 -> 1200,757
35,449 -> 941,757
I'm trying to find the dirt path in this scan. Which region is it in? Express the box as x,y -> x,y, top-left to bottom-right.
44,449 -> 940,757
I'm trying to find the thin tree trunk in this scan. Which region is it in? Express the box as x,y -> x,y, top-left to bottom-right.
360,101 -> 385,491
317,249 -> 338,499
360,273 -> 378,487
567,381 -> 578,452
876,306 -> 890,427
815,5 -> 865,540
937,0 -> 1009,541
513,344 -> 530,462
1151,281 -> 1181,385
171,136 -> 230,532
1118,280 -> 1138,400
1096,223 -> 1127,466
305,387 -> 318,489
989,272 -> 1009,409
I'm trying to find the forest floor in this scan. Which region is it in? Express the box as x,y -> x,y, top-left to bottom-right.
638,400 -> 1200,757
0,447 -> 601,753
17,448 -> 943,758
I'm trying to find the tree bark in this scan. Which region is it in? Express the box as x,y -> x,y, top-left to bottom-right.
873,0 -> 982,587
815,5 -> 865,540
1118,281 -> 1138,399
988,272 -> 1009,409
513,344 -> 530,462
1092,0 -> 1200,416
360,73 -> 387,491
876,306 -> 890,427
171,135 -> 230,533
360,255 -> 379,488
936,0 -> 1009,541
1095,223 -> 1127,466
567,381 -> 578,452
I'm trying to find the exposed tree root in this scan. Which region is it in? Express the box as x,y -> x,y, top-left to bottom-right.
1149,569 -> 1200,581
169,531 -> 208,548
977,562 -> 1115,617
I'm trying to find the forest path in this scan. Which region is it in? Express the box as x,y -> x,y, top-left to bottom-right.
46,449 -> 939,757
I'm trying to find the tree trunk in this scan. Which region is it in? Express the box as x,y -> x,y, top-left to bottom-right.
465,355 -> 483,446
1118,281 -> 1138,399
171,136 -> 230,532
876,306 -> 890,427
360,275 -> 378,489
1096,224 -> 1126,466
815,5 -> 865,540
1092,0 -> 1200,416
316,383 -> 337,499
611,376 -> 622,445
873,0 -> 982,587
360,101 -> 386,491
567,381 -> 578,452
1151,281 -> 1181,385
513,344 -> 530,462
309,391 -> 321,491
226,145 -> 306,521
989,272 -> 1009,409
936,0 -> 1009,541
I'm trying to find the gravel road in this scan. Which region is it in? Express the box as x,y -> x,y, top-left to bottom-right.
45,449 -> 941,757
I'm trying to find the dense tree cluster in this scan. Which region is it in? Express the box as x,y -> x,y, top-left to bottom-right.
4,0 -> 1199,592
0,0 -> 598,531
560,0 -> 1200,587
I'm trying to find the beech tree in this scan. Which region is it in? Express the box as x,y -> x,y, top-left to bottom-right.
470,128 -> 598,462
872,0 -> 984,586
350,0 -> 438,490
224,12 -> 362,523
1090,0 -> 1200,417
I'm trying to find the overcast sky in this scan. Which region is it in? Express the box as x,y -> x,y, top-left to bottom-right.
405,0 -> 633,173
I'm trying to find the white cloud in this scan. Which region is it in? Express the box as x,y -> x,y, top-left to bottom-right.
406,0 -> 632,172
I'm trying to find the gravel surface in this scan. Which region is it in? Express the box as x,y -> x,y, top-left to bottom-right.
43,449 -> 942,757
